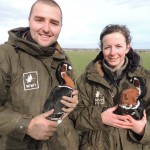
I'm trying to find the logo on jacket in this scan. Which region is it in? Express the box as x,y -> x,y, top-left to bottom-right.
23,71 -> 39,90
95,89 -> 105,106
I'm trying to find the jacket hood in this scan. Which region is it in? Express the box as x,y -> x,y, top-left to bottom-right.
7,27 -> 65,58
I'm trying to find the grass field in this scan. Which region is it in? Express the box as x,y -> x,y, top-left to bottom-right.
65,50 -> 150,79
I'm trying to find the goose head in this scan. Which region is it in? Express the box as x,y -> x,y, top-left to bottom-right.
56,62 -> 75,89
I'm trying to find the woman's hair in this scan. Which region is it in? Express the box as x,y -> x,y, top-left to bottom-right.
99,24 -> 132,49
28,0 -> 62,23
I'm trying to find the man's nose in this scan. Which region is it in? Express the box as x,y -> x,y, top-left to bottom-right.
43,22 -> 51,33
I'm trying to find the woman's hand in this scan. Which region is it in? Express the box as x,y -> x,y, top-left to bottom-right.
101,106 -> 147,135
101,106 -> 133,128
125,110 -> 147,135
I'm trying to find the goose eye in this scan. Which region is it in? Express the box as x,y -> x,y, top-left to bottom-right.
68,66 -> 72,70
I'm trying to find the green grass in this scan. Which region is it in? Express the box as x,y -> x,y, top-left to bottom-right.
139,52 -> 150,69
65,50 -> 150,79
66,50 -> 99,78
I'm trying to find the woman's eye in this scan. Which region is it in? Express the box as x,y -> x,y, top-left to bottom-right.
104,47 -> 110,50
116,45 -> 122,48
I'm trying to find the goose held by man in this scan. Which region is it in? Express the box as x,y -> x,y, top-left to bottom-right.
44,62 -> 75,122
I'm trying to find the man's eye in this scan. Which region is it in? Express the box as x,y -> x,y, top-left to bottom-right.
36,19 -> 42,22
51,20 -> 59,26
35,18 -> 43,22
52,22 -> 58,25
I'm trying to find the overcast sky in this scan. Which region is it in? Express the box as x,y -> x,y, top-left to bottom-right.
0,0 -> 150,49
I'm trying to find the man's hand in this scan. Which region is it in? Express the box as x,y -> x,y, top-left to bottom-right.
60,90 -> 78,118
26,109 -> 58,140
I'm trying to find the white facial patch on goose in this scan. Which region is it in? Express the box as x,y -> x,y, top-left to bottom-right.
120,100 -> 140,110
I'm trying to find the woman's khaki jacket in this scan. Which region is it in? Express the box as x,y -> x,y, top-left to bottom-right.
70,50 -> 150,150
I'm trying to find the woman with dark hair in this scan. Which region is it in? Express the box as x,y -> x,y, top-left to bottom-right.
70,24 -> 150,149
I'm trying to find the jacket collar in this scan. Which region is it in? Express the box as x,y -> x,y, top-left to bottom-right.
85,60 -> 111,89
7,27 -> 66,59
84,48 -> 143,88
94,47 -> 141,72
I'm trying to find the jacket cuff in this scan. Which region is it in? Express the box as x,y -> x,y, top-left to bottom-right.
10,115 -> 32,141
129,122 -> 150,144
140,122 -> 150,144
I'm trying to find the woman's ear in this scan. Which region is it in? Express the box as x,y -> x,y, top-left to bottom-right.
125,44 -> 131,54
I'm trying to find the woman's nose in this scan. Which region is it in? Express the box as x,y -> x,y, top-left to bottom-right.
110,47 -> 116,55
